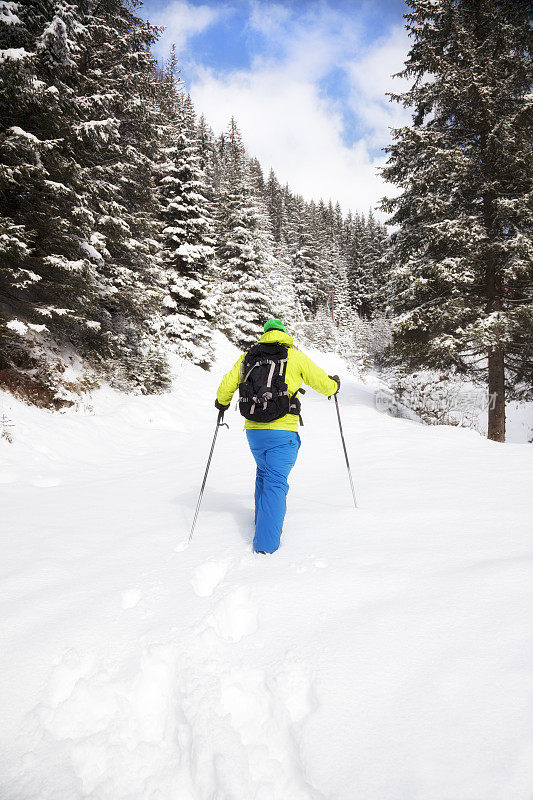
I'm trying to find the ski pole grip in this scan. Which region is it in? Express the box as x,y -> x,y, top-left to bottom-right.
217,409 -> 229,429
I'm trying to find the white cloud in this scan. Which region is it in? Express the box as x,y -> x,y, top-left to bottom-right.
149,0 -> 224,61
345,24 -> 411,149
192,61 -> 389,215
247,2 -> 291,38
153,1 -> 410,219
247,2 -> 361,79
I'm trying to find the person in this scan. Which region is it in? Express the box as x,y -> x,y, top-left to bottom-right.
215,318 -> 340,554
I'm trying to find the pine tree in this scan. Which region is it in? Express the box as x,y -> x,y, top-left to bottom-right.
158,93 -> 215,369
319,199 -> 353,327
381,0 -> 533,441
75,0 -> 167,389
196,114 -> 221,198
312,304 -> 338,352
280,183 -> 298,252
346,212 -> 367,315
365,210 -> 390,314
265,168 -> 285,243
0,0 -> 101,400
215,118 -> 272,348
293,198 -> 320,316
0,0 -> 171,398
345,210 -> 389,319
314,199 -> 342,312
248,157 -> 265,196
265,246 -> 301,328
358,209 -> 389,317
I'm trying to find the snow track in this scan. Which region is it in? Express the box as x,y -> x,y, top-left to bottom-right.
1,337 -> 533,799
29,573 -> 319,799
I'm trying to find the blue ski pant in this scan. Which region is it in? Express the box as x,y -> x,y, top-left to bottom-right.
246,429 -> 301,553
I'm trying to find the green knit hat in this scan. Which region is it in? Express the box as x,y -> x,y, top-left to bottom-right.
264,318 -> 287,334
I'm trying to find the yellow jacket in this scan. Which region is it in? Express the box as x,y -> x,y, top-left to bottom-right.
216,330 -> 338,431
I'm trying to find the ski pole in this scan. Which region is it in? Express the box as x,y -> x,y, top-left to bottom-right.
189,410 -> 228,543
334,394 -> 358,508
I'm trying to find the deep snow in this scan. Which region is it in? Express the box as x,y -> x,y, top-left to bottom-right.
1,334 -> 532,800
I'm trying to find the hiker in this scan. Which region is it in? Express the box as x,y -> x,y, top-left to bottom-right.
215,319 -> 340,554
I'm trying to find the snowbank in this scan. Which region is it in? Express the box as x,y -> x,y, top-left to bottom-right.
1,334 -> 532,799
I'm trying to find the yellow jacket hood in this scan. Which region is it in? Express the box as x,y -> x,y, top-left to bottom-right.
259,330 -> 294,347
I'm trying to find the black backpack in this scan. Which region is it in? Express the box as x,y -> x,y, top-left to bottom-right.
238,343 -> 302,423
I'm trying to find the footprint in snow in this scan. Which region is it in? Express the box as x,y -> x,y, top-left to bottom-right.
291,557 -> 329,574
191,559 -> 231,597
0,471 -> 19,484
121,589 -> 142,609
31,476 -> 62,487
269,659 -> 318,727
207,587 -> 258,642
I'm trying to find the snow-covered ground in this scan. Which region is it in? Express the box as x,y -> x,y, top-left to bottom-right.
1,334 -> 533,800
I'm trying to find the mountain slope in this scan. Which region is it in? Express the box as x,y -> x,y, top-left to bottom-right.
1,334 -> 532,800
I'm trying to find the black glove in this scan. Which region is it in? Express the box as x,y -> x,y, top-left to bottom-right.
215,399 -> 230,412
328,375 -> 340,398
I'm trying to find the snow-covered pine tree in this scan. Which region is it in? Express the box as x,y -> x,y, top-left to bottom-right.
345,211 -> 389,319
265,246 -> 301,329
0,0 -> 103,402
346,212 -> 368,316
265,169 -> 285,244
196,113 -> 221,199
332,258 -> 352,327
365,209 -> 390,315
248,157 -> 265,196
292,198 -> 321,317
75,0 -> 168,391
214,118 -> 272,348
280,183 -> 298,251
0,0 -> 171,400
354,208 -> 390,318
323,199 -> 352,328
158,91 -> 215,369
252,167 -> 300,325
381,0 -> 533,441
315,199 -> 342,313
311,304 -> 338,352
338,210 -> 358,327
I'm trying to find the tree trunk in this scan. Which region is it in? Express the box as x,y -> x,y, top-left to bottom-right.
483,186 -> 505,442
487,344 -> 505,442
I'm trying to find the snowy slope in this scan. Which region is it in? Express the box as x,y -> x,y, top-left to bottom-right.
1,334 -> 533,800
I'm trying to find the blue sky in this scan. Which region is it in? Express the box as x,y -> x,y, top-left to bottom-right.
139,0 -> 410,215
